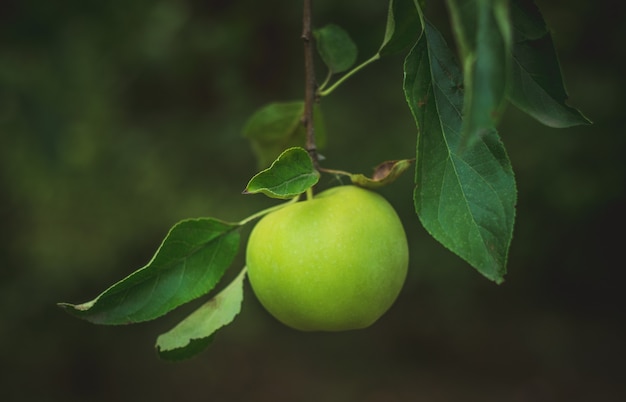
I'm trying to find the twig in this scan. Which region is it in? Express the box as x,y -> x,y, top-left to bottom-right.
302,0 -> 319,168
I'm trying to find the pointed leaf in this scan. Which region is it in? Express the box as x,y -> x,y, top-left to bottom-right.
508,0 -> 590,127
403,20 -> 517,283
156,268 -> 247,361
244,147 -> 319,199
379,0 -> 421,56
347,159 -> 414,189
446,0 -> 512,146
314,24 -> 358,74
243,101 -> 326,168
58,218 -> 240,324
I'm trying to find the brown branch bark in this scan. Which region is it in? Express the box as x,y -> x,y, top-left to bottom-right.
302,0 -> 319,169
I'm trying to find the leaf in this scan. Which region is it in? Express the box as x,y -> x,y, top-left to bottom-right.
510,0 -> 546,40
344,159 -> 414,189
379,0 -> 421,56
156,268 -> 247,361
315,0 -> 421,97
243,101 -> 326,168
58,218 -> 240,324
446,0 -> 512,146
314,24 -> 358,74
508,0 -> 591,127
403,19 -> 517,283
243,101 -> 303,142
244,147 -> 319,199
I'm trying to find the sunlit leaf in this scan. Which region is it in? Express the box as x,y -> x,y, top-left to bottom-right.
244,147 -> 319,199
58,219 -> 240,324
314,24 -> 358,74
403,19 -> 516,283
156,268 -> 247,361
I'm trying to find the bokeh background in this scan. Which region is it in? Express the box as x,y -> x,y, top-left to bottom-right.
2,0 -> 625,401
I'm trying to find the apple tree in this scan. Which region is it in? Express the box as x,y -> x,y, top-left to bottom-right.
59,0 -> 589,361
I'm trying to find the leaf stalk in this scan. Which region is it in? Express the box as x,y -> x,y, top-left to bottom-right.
318,53 -> 381,97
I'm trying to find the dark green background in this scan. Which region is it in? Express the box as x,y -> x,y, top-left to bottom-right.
1,1 -> 624,401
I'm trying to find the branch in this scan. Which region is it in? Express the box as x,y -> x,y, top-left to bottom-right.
302,0 -> 319,168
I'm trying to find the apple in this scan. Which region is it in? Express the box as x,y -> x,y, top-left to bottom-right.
246,185 -> 409,331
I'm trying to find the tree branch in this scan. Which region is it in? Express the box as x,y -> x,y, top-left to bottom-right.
302,0 -> 319,168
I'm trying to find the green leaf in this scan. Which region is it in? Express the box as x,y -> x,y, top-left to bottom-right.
508,0 -> 591,127
403,20 -> 517,283
314,24 -> 358,74
244,147 -> 319,199
243,101 -> 303,143
316,0 -> 420,97
58,218 -> 240,324
446,0 -> 512,146
379,0 -> 421,56
156,268 -> 247,361
243,101 -> 326,168
510,0 -> 546,40
330,159 -> 414,189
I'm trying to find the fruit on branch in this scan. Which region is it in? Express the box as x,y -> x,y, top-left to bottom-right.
246,185 -> 408,331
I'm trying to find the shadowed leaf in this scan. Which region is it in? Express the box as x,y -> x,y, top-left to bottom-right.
446,0 -> 512,147
243,102 -> 326,168
379,0 -> 421,56
314,24 -> 358,74
508,0 -> 591,127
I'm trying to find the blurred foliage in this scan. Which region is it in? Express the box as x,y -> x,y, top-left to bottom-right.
1,0 -> 625,401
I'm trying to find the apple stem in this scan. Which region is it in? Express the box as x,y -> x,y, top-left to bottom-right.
306,187 -> 314,201
302,0 -> 320,170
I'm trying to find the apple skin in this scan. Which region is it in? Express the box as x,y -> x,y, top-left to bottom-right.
246,185 -> 409,331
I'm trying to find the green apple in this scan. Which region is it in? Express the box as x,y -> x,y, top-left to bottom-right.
246,185 -> 409,331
